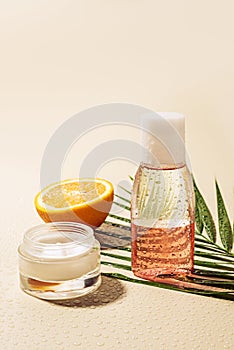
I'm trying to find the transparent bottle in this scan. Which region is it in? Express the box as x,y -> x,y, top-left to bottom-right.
131,113 -> 195,280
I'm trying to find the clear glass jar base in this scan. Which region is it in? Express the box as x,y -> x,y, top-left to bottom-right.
20,272 -> 101,300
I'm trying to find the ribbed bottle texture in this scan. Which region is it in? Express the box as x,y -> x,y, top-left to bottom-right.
131,163 -> 195,280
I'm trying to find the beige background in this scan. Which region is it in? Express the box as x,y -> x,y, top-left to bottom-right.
1,1 -> 234,349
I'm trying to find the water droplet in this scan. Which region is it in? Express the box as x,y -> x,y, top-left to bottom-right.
97,342 -> 104,347
93,333 -> 101,337
56,341 -> 63,345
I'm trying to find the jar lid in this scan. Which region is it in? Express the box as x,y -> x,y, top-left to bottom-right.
19,222 -> 95,259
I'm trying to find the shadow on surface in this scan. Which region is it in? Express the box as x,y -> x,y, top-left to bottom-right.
94,222 -> 131,249
50,276 -> 126,308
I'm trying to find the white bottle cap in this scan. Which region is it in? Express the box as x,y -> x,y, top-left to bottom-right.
141,112 -> 185,166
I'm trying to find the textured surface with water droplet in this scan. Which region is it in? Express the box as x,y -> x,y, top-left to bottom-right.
2,211 -> 234,350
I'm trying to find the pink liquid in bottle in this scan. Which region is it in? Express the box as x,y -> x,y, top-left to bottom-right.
131,164 -> 195,281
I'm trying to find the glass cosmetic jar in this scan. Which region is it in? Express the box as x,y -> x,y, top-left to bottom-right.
18,222 -> 101,300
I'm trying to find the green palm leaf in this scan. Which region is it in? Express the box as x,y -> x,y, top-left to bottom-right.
216,180 -> 233,252
193,179 -> 216,242
195,204 -> 203,234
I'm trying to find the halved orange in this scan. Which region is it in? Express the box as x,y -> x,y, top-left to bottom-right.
34,178 -> 114,228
